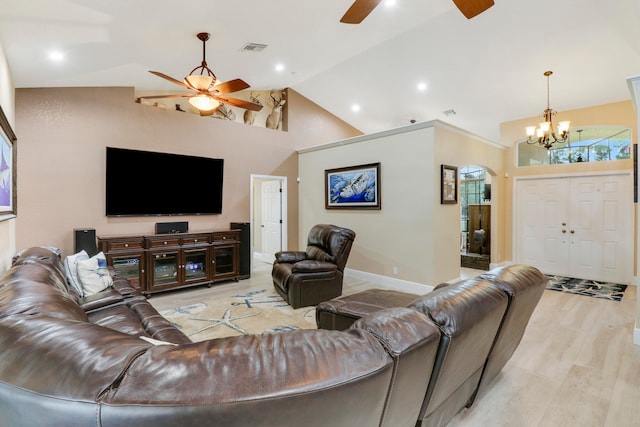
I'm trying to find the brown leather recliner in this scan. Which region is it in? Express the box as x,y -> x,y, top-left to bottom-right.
272,224 -> 355,309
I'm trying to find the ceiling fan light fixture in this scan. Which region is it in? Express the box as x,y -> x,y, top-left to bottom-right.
189,94 -> 220,112
185,74 -> 215,91
141,32 -> 262,114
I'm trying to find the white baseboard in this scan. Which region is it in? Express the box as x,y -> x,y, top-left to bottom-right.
344,268 -> 433,295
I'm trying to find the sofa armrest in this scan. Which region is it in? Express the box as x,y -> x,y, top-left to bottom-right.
79,288 -> 125,313
291,260 -> 337,273
112,278 -> 141,297
274,251 -> 307,264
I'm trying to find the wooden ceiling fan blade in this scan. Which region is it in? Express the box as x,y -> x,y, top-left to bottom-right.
340,0 -> 382,24
452,0 -> 494,19
215,96 -> 263,111
148,71 -> 191,89
214,78 -> 250,94
135,94 -> 190,102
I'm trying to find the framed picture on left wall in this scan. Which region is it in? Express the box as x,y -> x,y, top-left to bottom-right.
0,106 -> 17,218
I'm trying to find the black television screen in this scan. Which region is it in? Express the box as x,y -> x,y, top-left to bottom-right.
106,147 -> 224,216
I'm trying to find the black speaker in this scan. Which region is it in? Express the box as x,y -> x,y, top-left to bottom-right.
74,228 -> 97,256
155,221 -> 189,234
230,222 -> 250,279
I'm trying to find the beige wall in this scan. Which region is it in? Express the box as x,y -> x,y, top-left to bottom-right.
0,40 -> 15,270
433,124 -> 506,266
285,88 -> 362,143
500,101 -> 636,262
13,86 -> 359,259
298,121 -> 505,286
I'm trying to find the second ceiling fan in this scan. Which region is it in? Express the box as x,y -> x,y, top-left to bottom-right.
340,0 -> 494,24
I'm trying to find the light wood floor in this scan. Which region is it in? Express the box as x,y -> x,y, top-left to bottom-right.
149,261 -> 640,427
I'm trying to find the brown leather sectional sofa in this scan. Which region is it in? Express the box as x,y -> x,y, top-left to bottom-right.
0,247 -> 546,427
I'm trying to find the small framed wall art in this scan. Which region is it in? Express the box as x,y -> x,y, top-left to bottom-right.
440,164 -> 458,204
0,106 -> 16,218
325,162 -> 381,209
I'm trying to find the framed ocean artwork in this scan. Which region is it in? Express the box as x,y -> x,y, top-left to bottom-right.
325,162 -> 380,210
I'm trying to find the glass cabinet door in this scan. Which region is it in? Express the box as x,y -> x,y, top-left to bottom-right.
109,253 -> 145,290
213,245 -> 238,279
183,248 -> 208,284
150,251 -> 180,289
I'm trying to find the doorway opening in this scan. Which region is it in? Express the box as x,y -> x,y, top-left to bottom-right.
459,165 -> 492,270
250,175 -> 288,269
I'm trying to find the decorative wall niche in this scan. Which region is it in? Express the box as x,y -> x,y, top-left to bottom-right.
135,88 -> 287,131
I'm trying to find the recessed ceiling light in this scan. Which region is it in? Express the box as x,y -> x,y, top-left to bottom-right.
275,63 -> 285,72
385,0 -> 397,7
48,51 -> 64,62
417,82 -> 427,92
351,104 -> 361,113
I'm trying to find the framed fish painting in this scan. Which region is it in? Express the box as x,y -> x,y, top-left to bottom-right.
325,163 -> 381,210
0,106 -> 16,218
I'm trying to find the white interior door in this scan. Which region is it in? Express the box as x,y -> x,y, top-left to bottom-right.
261,180 -> 282,259
515,173 -> 632,283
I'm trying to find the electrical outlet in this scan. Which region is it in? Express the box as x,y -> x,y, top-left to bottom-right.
392,266 -> 399,275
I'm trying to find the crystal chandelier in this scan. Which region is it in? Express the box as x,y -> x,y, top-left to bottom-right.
525,71 -> 570,150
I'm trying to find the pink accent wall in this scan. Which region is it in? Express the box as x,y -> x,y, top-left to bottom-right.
14,86 -> 359,257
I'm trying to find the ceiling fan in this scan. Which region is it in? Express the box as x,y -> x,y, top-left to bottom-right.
136,32 -> 263,116
340,0 -> 494,24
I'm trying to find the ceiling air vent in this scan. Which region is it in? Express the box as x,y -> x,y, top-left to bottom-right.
241,43 -> 268,52
443,109 -> 457,117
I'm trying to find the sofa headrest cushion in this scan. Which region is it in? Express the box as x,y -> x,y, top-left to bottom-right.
0,279 -> 88,322
13,246 -> 64,272
0,263 -> 71,297
409,277 -> 507,336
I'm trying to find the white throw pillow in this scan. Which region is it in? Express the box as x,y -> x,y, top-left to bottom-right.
63,250 -> 89,297
77,252 -> 113,296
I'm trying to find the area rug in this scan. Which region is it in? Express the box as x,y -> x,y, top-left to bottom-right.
545,275 -> 627,301
159,288 -> 317,341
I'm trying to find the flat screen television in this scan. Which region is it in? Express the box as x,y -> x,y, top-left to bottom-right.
106,147 -> 224,216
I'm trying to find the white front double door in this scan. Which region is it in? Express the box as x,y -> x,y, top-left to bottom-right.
515,173 -> 633,283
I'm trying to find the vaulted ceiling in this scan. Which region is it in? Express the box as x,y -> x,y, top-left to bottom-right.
1,0 -> 639,143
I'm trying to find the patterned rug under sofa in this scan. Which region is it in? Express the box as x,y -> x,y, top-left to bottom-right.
545,275 -> 627,302
159,288 -> 317,341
